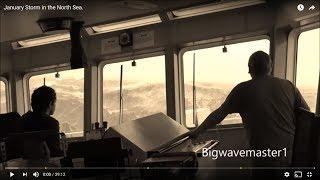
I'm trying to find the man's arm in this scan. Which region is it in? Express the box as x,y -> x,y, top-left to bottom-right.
190,84 -> 242,137
190,106 -> 229,137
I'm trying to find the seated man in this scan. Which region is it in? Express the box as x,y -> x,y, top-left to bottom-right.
21,86 -> 63,157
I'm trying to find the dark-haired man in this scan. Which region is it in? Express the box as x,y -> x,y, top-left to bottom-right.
190,51 -> 310,166
21,86 -> 63,157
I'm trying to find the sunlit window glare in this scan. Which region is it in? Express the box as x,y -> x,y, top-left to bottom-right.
0,80 -> 7,114
296,28 -> 320,113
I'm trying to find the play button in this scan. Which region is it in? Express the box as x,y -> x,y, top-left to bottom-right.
9,172 -> 14,177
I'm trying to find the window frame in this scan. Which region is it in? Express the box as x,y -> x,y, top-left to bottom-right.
286,22 -> 320,84
23,65 -> 85,138
287,23 -> 320,114
178,34 -> 271,129
98,50 -> 166,125
0,76 -> 11,113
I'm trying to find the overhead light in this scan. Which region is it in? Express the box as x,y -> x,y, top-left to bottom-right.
88,14 -> 161,34
55,71 -> 60,78
132,60 -> 136,66
12,33 -> 70,49
172,0 -> 266,18
37,17 -> 73,33
222,45 -> 228,53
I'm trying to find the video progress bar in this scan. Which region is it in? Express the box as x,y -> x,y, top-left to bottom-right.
5,167 -> 317,170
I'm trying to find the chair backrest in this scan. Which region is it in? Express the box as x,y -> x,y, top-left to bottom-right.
6,130 -> 62,161
292,108 -> 320,167
66,137 -> 126,167
0,112 -> 22,138
314,115 -> 320,166
0,112 -> 64,162
0,112 -> 23,162
23,139 -> 50,160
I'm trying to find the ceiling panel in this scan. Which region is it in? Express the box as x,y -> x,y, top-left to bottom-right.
0,0 -> 213,42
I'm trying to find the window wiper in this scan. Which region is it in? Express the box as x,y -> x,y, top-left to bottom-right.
193,52 -> 198,127
119,65 -> 124,124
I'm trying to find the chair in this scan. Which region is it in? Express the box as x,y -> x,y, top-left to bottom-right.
22,134 -> 51,160
1,130 -> 66,168
0,112 -> 23,138
0,112 -> 22,138
0,112 -> 23,163
292,108 -> 320,167
62,137 -> 128,179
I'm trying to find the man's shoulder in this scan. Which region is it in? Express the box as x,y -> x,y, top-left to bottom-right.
233,76 -> 294,91
234,80 -> 251,89
227,81 -> 251,96
270,76 -> 289,82
22,111 -> 59,125
269,76 -> 294,87
45,116 -> 59,126
21,111 -> 32,119
42,115 -> 59,131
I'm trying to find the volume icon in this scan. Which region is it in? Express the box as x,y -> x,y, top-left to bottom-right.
33,172 -> 40,178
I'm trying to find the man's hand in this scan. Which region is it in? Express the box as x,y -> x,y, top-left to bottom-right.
187,108 -> 227,140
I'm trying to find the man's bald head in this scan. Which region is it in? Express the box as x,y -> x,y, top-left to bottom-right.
248,51 -> 271,77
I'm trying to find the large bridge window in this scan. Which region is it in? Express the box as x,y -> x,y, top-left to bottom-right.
28,69 -> 84,137
183,39 -> 270,128
296,28 -> 319,113
0,80 -> 7,114
103,55 -> 166,127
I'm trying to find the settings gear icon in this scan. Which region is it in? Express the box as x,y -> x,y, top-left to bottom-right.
284,172 -> 290,178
